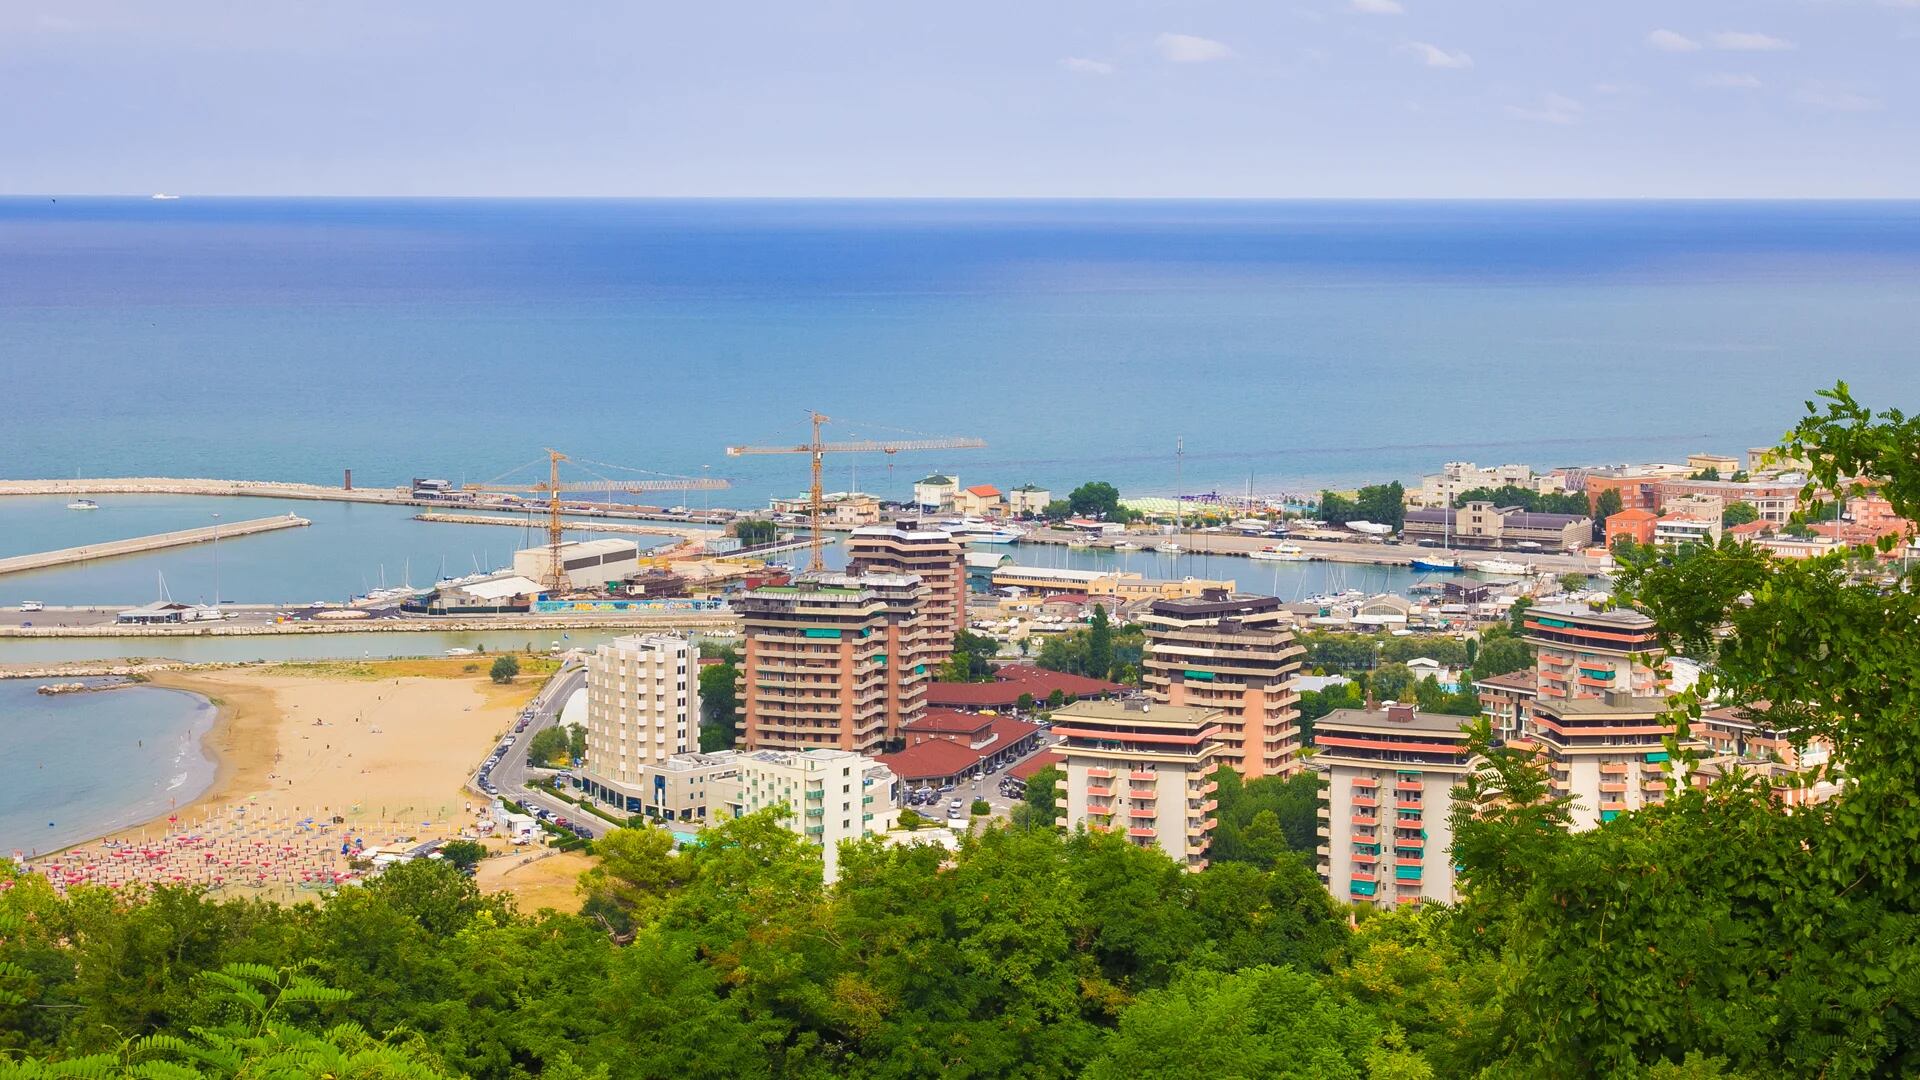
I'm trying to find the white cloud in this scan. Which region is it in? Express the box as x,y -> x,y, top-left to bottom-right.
1059,57 -> 1115,75
1155,33 -> 1234,63
1709,31 -> 1795,51
1505,93 -> 1583,124
1403,41 -> 1473,69
1591,82 -> 1644,96
1794,84 -> 1882,111
1698,72 -> 1762,89
1350,0 -> 1406,13
1648,29 -> 1701,52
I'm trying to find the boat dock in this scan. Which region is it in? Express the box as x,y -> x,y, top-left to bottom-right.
410,511 -> 713,541
0,514 -> 310,577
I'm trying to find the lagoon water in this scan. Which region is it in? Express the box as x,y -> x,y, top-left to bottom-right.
8,198 -> 1920,507
0,679 -> 216,853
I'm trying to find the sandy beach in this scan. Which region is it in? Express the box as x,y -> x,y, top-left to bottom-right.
137,663 -> 532,831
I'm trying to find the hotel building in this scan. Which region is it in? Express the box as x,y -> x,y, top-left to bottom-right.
1051,699 -> 1223,870
579,634 -> 699,808
737,572 -> 932,754
1313,703 -> 1476,907
1139,590 -> 1305,779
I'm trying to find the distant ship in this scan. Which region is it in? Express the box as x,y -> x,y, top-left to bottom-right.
66,498 -> 99,511
1410,555 -> 1463,572
1250,543 -> 1311,562
150,193 -> 181,200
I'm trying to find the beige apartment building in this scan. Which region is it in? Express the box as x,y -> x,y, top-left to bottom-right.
578,634 -> 699,810
1314,703 -> 1476,908
846,521 -> 966,662
1140,590 -> 1305,780
737,572 -> 932,754
1051,699 -> 1223,870
1400,502 -> 1592,552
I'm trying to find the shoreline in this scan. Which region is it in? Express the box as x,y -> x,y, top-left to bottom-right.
38,661 -> 536,865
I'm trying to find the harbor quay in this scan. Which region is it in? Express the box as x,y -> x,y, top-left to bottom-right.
0,514 -> 310,577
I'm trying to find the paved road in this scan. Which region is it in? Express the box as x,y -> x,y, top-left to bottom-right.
470,661 -> 606,838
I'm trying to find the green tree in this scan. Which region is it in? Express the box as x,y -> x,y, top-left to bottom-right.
1354,481 -> 1407,530
1689,466 -> 1722,480
1453,484 -> 1590,516
697,660 -> 738,752
438,840 -> 487,874
1087,965 -> 1430,1080
938,628 -> 1001,683
1318,490 -> 1360,525
1021,764 -> 1062,825
1086,604 -> 1114,681
1556,572 -> 1589,593
1041,499 -> 1073,521
489,655 -> 519,684
526,726 -> 572,767
1468,636 -> 1532,682
1594,487 -> 1624,520
1721,501 -> 1759,527
731,518 -> 778,546
1368,662 -> 1413,702
1067,481 -> 1131,521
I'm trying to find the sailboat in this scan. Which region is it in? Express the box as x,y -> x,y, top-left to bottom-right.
1410,500 -> 1464,572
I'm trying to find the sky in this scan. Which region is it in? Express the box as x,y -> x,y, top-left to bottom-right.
2,0 -> 1916,197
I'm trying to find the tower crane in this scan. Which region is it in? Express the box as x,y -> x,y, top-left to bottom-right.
726,413 -> 986,572
462,449 -> 730,593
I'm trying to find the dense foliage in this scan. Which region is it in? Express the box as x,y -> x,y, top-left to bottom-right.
1033,616 -> 1143,684
1317,482 -> 1407,529
938,629 -> 1002,683
2,814 -> 1389,1079
1449,484 -> 1590,516
697,660 -> 739,752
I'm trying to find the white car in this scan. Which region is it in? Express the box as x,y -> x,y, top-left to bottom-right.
19,601 -> 44,612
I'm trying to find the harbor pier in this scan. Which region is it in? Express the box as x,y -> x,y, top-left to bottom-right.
0,514 -> 310,577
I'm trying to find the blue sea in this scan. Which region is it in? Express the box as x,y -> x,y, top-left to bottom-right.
8,198 -> 1920,505
0,679 -> 216,854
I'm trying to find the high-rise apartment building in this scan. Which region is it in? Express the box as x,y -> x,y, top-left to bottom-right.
1523,603 -> 1699,829
578,634 -> 699,809
1139,590 -> 1304,779
1313,703 -> 1476,908
725,748 -> 900,882
1051,699 -> 1222,870
845,521 -> 966,662
737,572 -> 931,754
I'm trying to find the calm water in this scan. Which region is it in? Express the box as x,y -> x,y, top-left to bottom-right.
0,679 -> 216,853
0,494 -> 678,606
7,199 -> 1920,506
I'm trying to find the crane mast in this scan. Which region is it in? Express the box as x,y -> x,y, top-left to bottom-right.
461,449 -> 730,593
727,415 -> 986,572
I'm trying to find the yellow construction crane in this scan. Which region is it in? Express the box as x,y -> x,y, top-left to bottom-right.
462,449 -> 730,592
726,413 -> 986,572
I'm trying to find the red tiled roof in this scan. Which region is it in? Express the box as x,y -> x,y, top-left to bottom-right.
876,741 -> 981,782
904,708 -> 995,735
1727,520 -> 1770,537
1007,751 -> 1063,782
964,485 -> 1002,497
987,715 -> 1041,746
926,663 -> 1125,708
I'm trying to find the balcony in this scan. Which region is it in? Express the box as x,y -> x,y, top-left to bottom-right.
1126,827 -> 1156,838
1351,777 -> 1379,789
1352,850 -> 1378,864
1129,770 -> 1156,781
1394,779 -> 1423,793
1087,767 -> 1113,779
1129,789 -> 1158,801
1598,782 -> 1627,794
1598,762 -> 1628,776
1352,814 -> 1378,828
1352,795 -> 1379,809
1086,786 -> 1113,798
1129,807 -> 1156,820
1395,800 -> 1423,811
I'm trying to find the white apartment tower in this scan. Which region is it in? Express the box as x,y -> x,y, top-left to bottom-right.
581,634 -> 700,806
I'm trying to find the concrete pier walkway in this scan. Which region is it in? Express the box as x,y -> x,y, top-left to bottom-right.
0,514 -> 310,576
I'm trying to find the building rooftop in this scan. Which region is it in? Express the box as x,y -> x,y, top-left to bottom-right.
963,485 -> 1002,497
1540,694 -> 1670,716
1474,668 -> 1539,692
876,739 -> 982,780
1007,750 -> 1063,782
1050,697 -> 1221,729
1146,590 -> 1284,619
1528,602 -> 1656,629
1317,704 -> 1472,736
926,663 -> 1125,708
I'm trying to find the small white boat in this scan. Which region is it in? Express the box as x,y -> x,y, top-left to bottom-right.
1473,558 -> 1531,577
66,499 -> 99,511
1155,542 -> 1184,554
1250,543 -> 1311,562
445,647 -> 477,657
150,193 -> 180,200
1110,541 -> 1140,551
